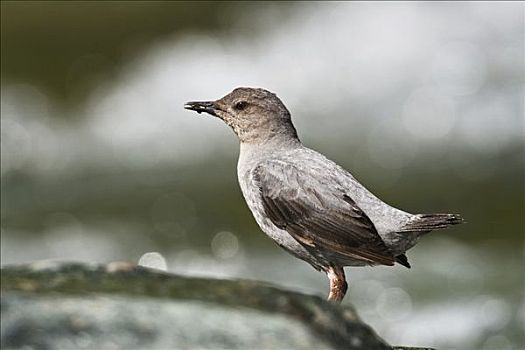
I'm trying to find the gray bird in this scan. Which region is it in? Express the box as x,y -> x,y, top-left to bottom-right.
184,87 -> 464,303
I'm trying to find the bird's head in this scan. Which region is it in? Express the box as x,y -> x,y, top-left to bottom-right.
185,87 -> 298,143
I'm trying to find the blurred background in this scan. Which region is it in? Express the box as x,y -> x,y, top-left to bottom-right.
1,2 -> 523,349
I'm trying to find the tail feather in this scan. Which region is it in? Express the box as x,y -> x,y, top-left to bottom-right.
399,213 -> 465,233
396,254 -> 411,269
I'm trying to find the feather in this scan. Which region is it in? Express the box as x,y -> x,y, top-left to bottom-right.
398,213 -> 465,233
253,161 -> 396,267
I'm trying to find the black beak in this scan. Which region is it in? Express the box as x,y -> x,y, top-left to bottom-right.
184,101 -> 218,117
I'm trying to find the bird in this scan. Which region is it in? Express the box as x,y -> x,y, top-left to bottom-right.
184,87 -> 464,303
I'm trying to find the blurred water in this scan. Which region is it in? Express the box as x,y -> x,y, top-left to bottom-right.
1,2 -> 524,350
1,2 -> 523,177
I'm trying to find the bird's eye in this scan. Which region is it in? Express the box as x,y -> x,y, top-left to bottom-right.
234,101 -> 247,110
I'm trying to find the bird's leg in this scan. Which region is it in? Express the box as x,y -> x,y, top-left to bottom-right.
326,266 -> 347,303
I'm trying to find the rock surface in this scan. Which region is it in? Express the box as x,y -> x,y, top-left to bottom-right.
0,261 -> 432,350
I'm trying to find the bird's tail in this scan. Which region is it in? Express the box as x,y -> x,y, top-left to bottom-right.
398,213 -> 465,233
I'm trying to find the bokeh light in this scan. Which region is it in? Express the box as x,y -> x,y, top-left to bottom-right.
138,252 -> 168,271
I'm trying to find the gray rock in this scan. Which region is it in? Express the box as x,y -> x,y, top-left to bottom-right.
0,261 -> 431,350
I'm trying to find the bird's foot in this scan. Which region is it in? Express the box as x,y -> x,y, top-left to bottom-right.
326,266 -> 347,303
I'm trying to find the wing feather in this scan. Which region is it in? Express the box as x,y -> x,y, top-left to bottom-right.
253,161 -> 395,267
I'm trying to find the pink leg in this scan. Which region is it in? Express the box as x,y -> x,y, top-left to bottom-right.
326,266 -> 348,303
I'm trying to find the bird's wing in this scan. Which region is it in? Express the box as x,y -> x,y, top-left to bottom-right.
252,160 -> 395,266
